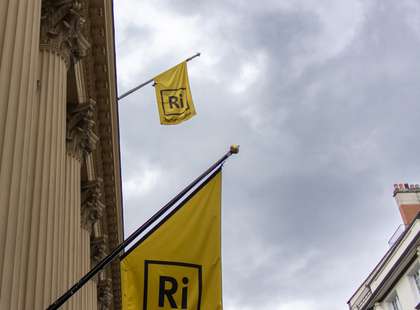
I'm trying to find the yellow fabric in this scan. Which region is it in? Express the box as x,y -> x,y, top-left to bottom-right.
121,171 -> 222,310
153,61 -> 196,125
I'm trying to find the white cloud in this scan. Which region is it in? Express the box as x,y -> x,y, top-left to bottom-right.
401,0 -> 420,38
231,51 -> 267,94
290,1 -> 367,75
115,1 -> 204,86
123,164 -> 161,199
115,1 -> 420,310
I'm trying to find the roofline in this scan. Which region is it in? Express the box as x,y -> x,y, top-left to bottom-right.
361,230 -> 419,309
347,212 -> 420,304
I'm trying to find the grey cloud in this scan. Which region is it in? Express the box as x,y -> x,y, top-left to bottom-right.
116,1 -> 420,309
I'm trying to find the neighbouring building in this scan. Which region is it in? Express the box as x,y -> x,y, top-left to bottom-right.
0,0 -> 123,309
348,184 -> 420,310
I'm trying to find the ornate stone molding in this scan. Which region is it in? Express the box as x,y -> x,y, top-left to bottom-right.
81,179 -> 105,231
98,277 -> 113,310
90,235 -> 108,266
67,99 -> 99,160
40,0 -> 91,65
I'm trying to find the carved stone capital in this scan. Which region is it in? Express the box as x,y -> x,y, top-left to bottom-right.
40,0 -> 91,65
67,99 -> 99,160
98,277 -> 113,310
81,179 -> 105,231
91,235 -> 108,266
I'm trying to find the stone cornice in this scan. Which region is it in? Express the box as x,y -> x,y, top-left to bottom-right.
88,1 -> 123,308
40,0 -> 91,66
84,0 -> 123,308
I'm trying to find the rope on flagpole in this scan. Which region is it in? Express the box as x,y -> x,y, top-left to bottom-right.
117,52 -> 201,101
46,144 -> 238,310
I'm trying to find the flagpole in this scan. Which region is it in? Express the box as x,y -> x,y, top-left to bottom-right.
46,145 -> 239,310
117,52 -> 201,101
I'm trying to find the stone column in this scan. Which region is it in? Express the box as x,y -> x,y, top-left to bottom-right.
22,41 -> 68,310
65,99 -> 100,310
20,1 -> 90,309
63,154 -> 83,310
0,1 -> 42,309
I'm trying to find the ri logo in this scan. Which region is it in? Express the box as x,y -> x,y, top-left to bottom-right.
160,88 -> 191,117
143,260 -> 202,310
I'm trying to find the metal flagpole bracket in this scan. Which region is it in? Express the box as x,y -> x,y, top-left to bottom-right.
186,52 -> 201,62
117,52 -> 202,101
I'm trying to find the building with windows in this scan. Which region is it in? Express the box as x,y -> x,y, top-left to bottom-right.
348,184 -> 420,310
0,0 -> 123,309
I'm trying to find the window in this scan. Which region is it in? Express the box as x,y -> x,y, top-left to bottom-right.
414,269 -> 420,294
390,295 -> 401,310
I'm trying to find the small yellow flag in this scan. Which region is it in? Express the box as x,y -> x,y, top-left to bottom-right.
121,170 -> 223,310
153,61 -> 196,125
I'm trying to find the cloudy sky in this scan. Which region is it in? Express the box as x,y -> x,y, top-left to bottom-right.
113,1 -> 420,309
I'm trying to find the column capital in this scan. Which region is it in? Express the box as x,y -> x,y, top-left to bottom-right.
40,0 -> 90,66
91,235 -> 108,266
67,99 -> 99,160
81,178 -> 105,231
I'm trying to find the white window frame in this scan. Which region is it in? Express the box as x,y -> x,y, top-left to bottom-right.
413,268 -> 420,295
407,262 -> 420,298
388,294 -> 402,310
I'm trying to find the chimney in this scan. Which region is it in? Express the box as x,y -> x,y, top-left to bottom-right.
393,183 -> 420,225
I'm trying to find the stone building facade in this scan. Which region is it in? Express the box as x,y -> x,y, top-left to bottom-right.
0,0 -> 123,309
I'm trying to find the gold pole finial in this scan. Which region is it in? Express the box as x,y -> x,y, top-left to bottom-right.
230,144 -> 240,154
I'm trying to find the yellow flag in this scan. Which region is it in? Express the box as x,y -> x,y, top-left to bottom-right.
121,170 -> 222,310
153,61 -> 196,125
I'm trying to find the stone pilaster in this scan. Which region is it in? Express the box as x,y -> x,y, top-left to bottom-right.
91,235 -> 108,267
64,97 -> 99,309
63,149 -> 98,310
0,1 -> 42,309
67,99 -> 99,161
81,178 -> 106,231
98,277 -> 113,310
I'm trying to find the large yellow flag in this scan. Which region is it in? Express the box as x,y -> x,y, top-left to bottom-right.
153,61 -> 196,125
121,170 -> 222,310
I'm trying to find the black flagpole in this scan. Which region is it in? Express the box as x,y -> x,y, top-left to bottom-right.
117,52 -> 200,101
46,145 -> 239,310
